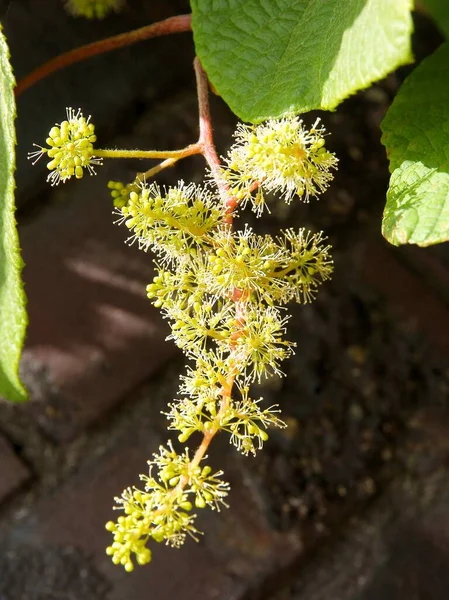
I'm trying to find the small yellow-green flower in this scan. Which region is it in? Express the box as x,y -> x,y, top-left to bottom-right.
229,306 -> 295,381
65,0 -> 124,19
106,442 -> 229,570
108,180 -> 138,209
224,115 -> 338,211
119,181 -> 222,260
29,107 -> 102,185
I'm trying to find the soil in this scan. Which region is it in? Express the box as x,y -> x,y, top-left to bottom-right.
0,545 -> 110,600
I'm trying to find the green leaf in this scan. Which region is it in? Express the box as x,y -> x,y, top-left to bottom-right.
381,42 -> 449,246
191,0 -> 413,122
0,26 -> 28,401
421,0 -> 449,38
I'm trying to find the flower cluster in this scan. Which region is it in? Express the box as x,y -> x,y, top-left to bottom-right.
118,182 -> 222,261
167,387 -> 286,456
65,0 -> 124,19
30,110 -> 337,571
106,115 -> 336,569
28,108 -> 102,185
108,180 -> 137,209
223,116 -> 338,214
106,442 -> 228,571
144,220 -> 332,380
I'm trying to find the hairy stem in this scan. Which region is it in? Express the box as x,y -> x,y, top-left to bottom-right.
183,298 -> 248,477
188,366 -> 236,472
179,63 -> 248,478
15,14 -> 192,96
194,59 -> 221,180
136,158 -> 179,181
193,57 -> 238,218
95,143 -> 201,161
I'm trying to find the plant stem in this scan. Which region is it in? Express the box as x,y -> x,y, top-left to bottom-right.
194,59 -> 221,179
15,14 -> 192,96
181,60 -> 248,477
193,57 -> 237,216
188,367 -> 236,471
136,158 -> 179,181
95,143 -> 201,161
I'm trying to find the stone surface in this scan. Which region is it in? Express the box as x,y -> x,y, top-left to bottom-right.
363,239 -> 449,353
19,166 -> 178,442
0,544 -> 111,600
0,375 -> 301,600
0,433 -> 30,503
267,408 -> 449,600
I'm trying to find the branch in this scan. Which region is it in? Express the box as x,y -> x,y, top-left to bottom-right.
95,142 -> 201,161
15,14 -> 192,96
193,57 -> 238,220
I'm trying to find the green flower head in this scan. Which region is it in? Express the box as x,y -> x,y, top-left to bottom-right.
65,0 -> 124,19
224,115 -> 338,212
29,107 -> 102,185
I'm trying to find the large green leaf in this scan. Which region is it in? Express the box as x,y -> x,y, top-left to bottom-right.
0,26 -> 28,401
421,0 -> 449,38
191,0 -> 413,122
381,42 -> 449,246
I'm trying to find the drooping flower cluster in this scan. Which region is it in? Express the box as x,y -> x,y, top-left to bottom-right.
28,108 -> 102,185
65,0 -> 124,19
106,442 -> 229,571
105,116 -> 336,570
30,110 -> 337,571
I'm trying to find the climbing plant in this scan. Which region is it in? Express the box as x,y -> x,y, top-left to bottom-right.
0,0 -> 447,571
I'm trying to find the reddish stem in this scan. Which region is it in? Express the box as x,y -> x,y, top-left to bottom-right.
15,14 -> 192,96
169,59 -> 248,483
194,58 -> 221,175
193,57 -> 238,219
185,61 -> 251,476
